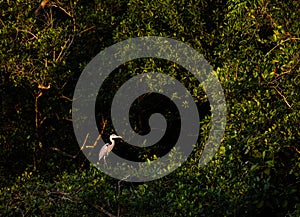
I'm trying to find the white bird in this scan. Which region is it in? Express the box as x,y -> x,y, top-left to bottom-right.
99,134 -> 122,166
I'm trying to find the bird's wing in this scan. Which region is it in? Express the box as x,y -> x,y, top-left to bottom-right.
99,143 -> 109,160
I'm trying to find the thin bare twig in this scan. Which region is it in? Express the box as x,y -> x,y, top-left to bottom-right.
47,188 -> 115,216
51,133 -> 89,158
117,174 -> 130,217
51,1 -> 76,62
272,86 -> 292,108
17,29 -> 38,39
53,118 -> 107,167
80,118 -> 107,168
48,191 -> 69,196
60,95 -> 73,101
0,18 -> 6,27
35,91 -> 43,129
86,118 -> 107,148
51,4 -> 73,18
92,204 -> 117,217
264,37 -> 300,57
78,26 -> 96,35
79,133 -> 90,152
55,37 -> 71,62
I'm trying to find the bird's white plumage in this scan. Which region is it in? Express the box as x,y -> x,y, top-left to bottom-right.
99,143 -> 109,160
98,134 -> 122,165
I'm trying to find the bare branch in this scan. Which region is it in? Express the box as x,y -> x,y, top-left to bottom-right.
0,18 -> 6,27
51,133 -> 89,159
55,37 -> 71,62
272,86 -> 292,108
92,204 -> 117,217
264,37 -> 300,57
35,91 -> 43,129
60,95 -> 73,101
86,118 -> 107,148
51,4 -> 73,18
51,147 -> 77,158
78,26 -> 96,35
17,29 -> 38,39
117,174 -> 130,217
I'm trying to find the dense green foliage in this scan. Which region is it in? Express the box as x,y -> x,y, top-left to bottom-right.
1,0 -> 299,216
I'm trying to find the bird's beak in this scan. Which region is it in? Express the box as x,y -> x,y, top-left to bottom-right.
117,136 -> 122,139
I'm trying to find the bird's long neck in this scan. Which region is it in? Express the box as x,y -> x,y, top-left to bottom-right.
109,138 -> 116,149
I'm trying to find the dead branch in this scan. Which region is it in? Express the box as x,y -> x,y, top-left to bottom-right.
51,133 -> 89,159
0,18 -> 5,27
17,29 -> 38,40
51,4 -> 73,18
35,91 -> 43,129
264,37 -> 300,57
52,117 -> 107,161
272,86 -> 292,108
86,118 -> 107,149
92,204 -> 117,217
117,175 -> 130,217
78,26 -> 96,35
80,118 -> 107,168
55,36 -> 74,62
60,95 -> 73,101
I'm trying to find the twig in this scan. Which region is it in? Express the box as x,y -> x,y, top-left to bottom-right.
92,204 -> 117,217
86,118 -> 107,148
117,175 -> 130,217
78,26 -> 96,35
79,133 -> 90,152
51,147 -> 77,158
61,195 -> 74,202
48,191 -> 69,196
51,118 -> 107,166
17,29 -> 38,39
52,1 -> 76,62
55,36 -> 71,62
51,4 -> 73,18
60,95 -> 73,101
264,37 -> 300,57
55,34 -> 75,62
0,18 -> 6,27
272,86 -> 292,108
51,133 -> 89,158
35,91 -> 43,129
81,118 -> 107,168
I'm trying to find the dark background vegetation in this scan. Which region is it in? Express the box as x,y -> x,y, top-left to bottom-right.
1,0 -> 299,216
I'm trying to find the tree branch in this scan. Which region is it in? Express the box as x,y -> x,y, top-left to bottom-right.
92,204 -> 117,217
51,133 -> 89,159
272,86 -> 292,108
264,37 -> 300,57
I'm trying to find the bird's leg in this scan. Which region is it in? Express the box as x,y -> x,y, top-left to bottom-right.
103,156 -> 108,168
